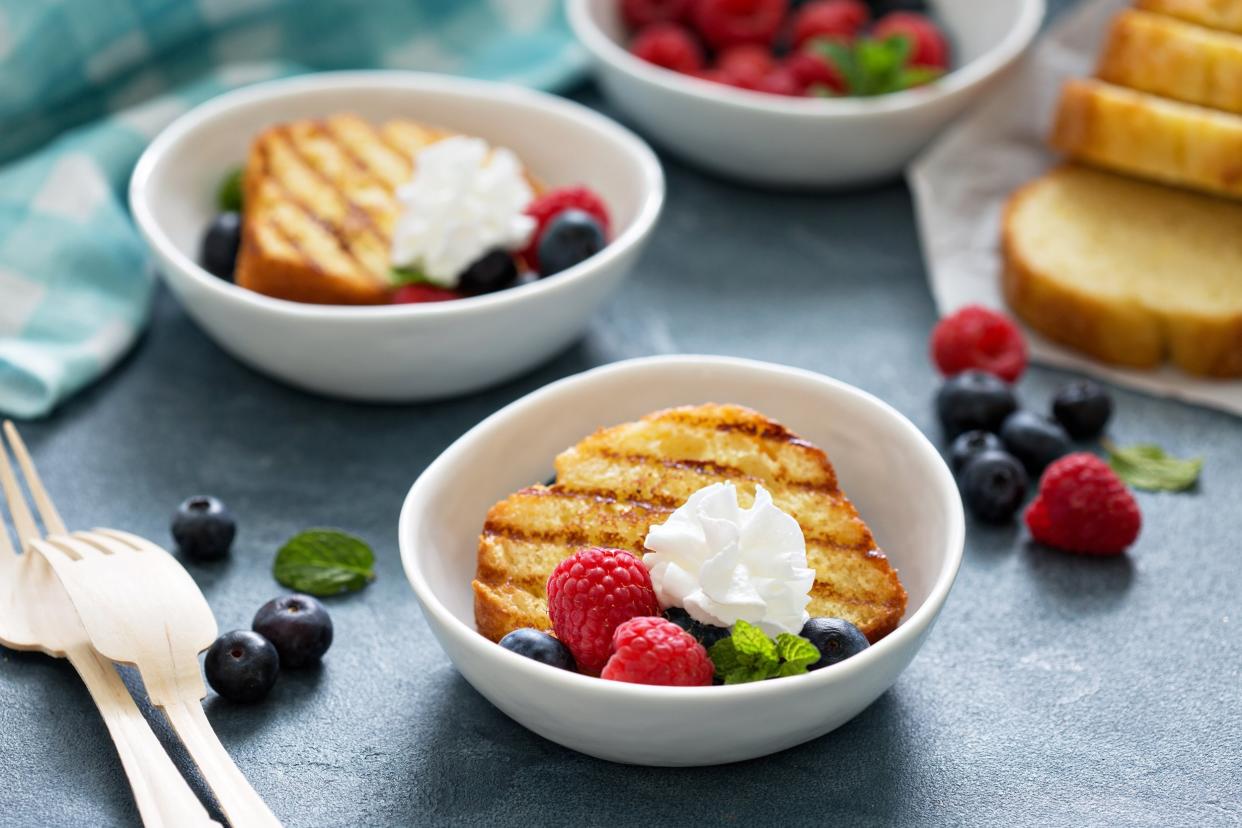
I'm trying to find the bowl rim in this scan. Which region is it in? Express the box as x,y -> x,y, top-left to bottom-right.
129,70 -> 665,323
567,0 -> 1046,118
398,354 -> 966,700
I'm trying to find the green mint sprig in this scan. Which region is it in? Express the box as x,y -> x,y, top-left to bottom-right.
709,619 -> 821,684
813,35 -> 943,97
390,266 -> 433,287
217,167 -> 244,212
273,529 -> 376,596
1104,440 -> 1203,492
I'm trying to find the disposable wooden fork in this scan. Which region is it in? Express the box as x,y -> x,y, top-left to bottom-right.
0,423 -> 219,827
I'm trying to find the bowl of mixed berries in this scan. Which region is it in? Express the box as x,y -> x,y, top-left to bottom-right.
567,0 -> 1044,186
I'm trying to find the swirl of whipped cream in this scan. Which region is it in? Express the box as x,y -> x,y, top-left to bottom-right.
642,482 -> 816,637
390,136 -> 535,287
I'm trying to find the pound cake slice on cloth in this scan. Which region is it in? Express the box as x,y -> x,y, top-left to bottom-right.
473,404 -> 908,644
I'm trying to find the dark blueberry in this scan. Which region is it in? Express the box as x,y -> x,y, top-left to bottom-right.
498,628 -> 576,671
171,496 -> 235,562
959,450 -> 1028,523
252,594 -> 333,669
458,249 -> 518,295
200,212 -> 241,280
1051,380 -> 1113,440
662,607 -> 731,649
800,617 -> 869,670
999,410 -> 1071,475
205,631 -> 279,703
935,370 -> 1018,438
949,430 -> 1004,475
536,209 -> 606,277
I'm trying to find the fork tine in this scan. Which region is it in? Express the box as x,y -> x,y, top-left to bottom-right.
95,528 -> 165,555
0,427 -> 38,550
72,531 -> 130,556
3,421 -> 66,535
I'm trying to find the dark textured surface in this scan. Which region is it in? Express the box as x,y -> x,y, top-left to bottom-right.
3,8 -> 1241,826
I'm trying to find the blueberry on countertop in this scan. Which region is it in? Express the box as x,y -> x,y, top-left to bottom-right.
171,495 -> 235,562
499,628 -> 577,671
663,607 -> 731,649
253,594 -> 333,669
200,212 -> 241,280
959,449 -> 1028,523
999,410 -> 1071,475
205,631 -> 279,703
935,370 -> 1018,438
949,430 -> 1004,475
458,249 -> 518,295
1052,380 -> 1113,440
800,617 -> 869,670
537,210 -> 606,277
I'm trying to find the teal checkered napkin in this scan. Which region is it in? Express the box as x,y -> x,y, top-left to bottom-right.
0,0 -> 586,418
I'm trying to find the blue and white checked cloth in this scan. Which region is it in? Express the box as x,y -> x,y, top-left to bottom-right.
0,0 -> 585,418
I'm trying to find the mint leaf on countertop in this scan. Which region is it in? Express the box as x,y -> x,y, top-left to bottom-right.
1104,440 -> 1203,492
217,167 -> 244,213
274,529 -> 375,596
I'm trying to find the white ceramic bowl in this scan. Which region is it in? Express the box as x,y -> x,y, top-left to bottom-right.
568,0 -> 1044,187
130,72 -> 664,401
399,356 -> 964,765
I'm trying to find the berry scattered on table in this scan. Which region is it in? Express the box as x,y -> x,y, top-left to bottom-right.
252,594 -> 334,669
692,0 -> 789,50
999,410 -> 1071,475
930,305 -> 1028,383
200,212 -> 241,281
800,617 -> 869,669
521,186 -> 612,270
546,547 -> 661,674
458,249 -> 518,295
1052,380 -> 1113,440
622,0 -> 693,29
205,631 -> 280,703
537,210 -> 608,277
629,22 -> 705,73
601,616 -> 715,686
872,11 -> 948,69
960,450 -> 1028,524
663,607 -> 731,648
499,628 -> 578,671
791,0 -> 870,48
1025,453 -> 1141,555
936,370 -> 1018,438
948,429 -> 1004,475
171,495 -> 236,562
391,284 -> 463,304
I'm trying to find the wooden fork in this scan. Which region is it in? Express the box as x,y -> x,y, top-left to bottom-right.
0,423 -> 219,827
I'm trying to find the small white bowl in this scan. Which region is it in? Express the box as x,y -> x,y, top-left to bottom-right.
130,72 -> 664,401
399,356 -> 964,766
568,0 -> 1044,187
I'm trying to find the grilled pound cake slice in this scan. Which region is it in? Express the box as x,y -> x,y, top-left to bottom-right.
473,404 -> 908,645
1098,10 -> 1242,115
1135,0 -> 1242,34
1002,165 -> 1242,376
1049,78 -> 1242,199
236,115 -> 451,305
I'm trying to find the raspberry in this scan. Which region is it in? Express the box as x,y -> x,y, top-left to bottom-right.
791,0 -> 870,48
716,44 -> 777,86
872,11 -> 949,69
622,0 -> 693,29
692,0 -> 788,50
629,22 -> 705,73
520,185 -> 612,271
785,49 -> 846,94
930,304 -> 1028,383
755,67 -> 801,95
1024,454 -> 1141,555
601,617 -> 715,686
391,284 -> 462,304
546,548 -> 660,675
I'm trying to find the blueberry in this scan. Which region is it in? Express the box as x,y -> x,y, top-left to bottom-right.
800,617 -> 869,670
536,210 -> 605,277
1052,380 -> 1113,440
171,496 -> 235,562
252,594 -> 333,669
948,430 -> 1004,475
498,628 -> 576,671
959,449 -> 1028,523
205,631 -> 279,703
458,249 -> 518,295
999,410 -> 1071,475
200,212 -> 241,280
935,371 -> 1018,438
663,607 -> 730,649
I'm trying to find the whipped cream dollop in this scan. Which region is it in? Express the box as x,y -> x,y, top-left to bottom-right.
642,482 -> 815,637
390,136 -> 535,287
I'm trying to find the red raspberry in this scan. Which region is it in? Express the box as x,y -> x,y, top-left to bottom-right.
601,617 -> 715,686
1024,454 -> 1141,555
520,185 -> 612,271
622,0 -> 693,29
755,67 -> 801,95
872,11 -> 949,69
546,548 -> 660,675
930,304 -> 1028,383
629,22 -> 705,73
391,284 -> 462,304
791,0 -> 869,48
716,44 -> 776,86
692,0 -> 788,50
785,49 -> 846,94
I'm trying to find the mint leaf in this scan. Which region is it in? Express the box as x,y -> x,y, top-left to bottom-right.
775,633 -> 821,677
813,39 -> 858,94
1104,440 -> 1203,492
273,529 -> 375,596
709,637 -> 741,675
710,621 -> 822,683
390,266 -> 432,287
217,167 -> 243,212
731,619 -> 778,661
